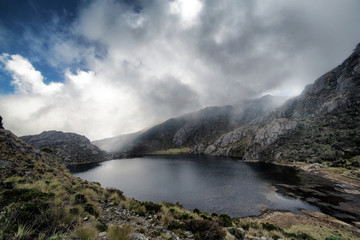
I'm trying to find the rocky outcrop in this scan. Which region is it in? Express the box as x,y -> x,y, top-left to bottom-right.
21,131 -> 106,165
0,116 -> 3,129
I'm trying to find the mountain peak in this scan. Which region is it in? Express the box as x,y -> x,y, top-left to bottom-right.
355,42 -> 360,54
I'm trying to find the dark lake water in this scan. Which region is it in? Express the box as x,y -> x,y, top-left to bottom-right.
68,155 -> 360,221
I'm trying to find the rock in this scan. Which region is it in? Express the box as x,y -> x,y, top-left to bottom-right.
0,159 -> 11,166
0,116 -> 3,129
20,131 -> 106,165
130,233 -> 149,240
204,145 -> 216,155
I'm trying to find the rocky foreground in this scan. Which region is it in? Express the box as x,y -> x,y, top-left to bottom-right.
1,126 -> 360,239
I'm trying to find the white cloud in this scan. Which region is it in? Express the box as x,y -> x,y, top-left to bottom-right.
170,0 -> 203,28
1,54 -> 63,95
1,0 -> 360,140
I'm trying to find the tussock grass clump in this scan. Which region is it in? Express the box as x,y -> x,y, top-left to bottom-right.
73,224 -> 98,240
14,224 -> 34,240
107,223 -> 133,240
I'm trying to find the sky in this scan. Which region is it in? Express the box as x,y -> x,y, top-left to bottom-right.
0,0 -> 360,140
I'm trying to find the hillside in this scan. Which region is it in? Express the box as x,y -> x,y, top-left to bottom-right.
92,131 -> 143,153
198,43 -> 360,171
21,131 -> 106,165
107,43 -> 360,175
96,95 -> 287,155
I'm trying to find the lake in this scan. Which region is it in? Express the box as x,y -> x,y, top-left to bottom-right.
68,155 -> 360,221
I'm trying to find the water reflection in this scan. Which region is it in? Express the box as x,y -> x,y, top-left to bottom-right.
69,155 -> 327,218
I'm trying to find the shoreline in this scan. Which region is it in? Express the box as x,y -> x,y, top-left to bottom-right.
66,155 -> 360,238
243,159 -> 360,190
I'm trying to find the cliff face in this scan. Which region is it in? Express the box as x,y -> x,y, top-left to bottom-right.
198,43 -> 360,166
21,130 -> 106,164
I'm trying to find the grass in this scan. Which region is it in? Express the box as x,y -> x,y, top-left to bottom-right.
107,223 -> 133,240
14,225 -> 34,240
151,147 -> 190,155
73,225 -> 98,240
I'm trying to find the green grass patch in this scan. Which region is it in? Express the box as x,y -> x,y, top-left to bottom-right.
151,147 -> 190,155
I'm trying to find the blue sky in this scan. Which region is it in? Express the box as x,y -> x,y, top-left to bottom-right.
1,0 -> 360,140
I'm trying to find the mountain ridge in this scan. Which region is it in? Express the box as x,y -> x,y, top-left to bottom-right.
93,95 -> 288,155
20,130 -> 106,165
196,42 -> 360,168
98,42 -> 360,173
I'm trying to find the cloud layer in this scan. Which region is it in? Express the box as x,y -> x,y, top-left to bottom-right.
1,0 -> 360,140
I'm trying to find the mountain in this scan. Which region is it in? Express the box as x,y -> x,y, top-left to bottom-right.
195,43 -> 360,167
95,95 -> 287,155
108,42 -> 360,170
92,131 -> 143,153
21,130 -> 106,165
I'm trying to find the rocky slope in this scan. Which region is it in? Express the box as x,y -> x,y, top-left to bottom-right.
196,43 -> 360,168
21,130 -> 106,165
98,95 -> 286,155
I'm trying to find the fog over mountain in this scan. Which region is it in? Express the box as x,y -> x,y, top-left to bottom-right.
0,0 -> 360,140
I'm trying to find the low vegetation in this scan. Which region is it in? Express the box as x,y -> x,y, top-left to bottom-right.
1,129 -> 360,239
152,147 -> 191,155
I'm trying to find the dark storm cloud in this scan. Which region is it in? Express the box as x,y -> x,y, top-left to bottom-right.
142,76 -> 201,117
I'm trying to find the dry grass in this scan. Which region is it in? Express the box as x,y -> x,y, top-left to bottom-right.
73,225 -> 98,240
107,223 -> 133,240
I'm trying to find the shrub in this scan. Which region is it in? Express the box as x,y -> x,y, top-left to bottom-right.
74,225 -> 98,240
261,222 -> 282,231
228,227 -> 244,240
141,201 -> 162,214
200,214 -> 212,221
41,147 -> 54,153
184,219 -> 225,240
74,193 -> 87,204
167,221 -> 184,231
109,193 -> 121,205
107,223 -> 133,240
96,219 -> 108,232
218,214 -> 232,227
193,208 -> 201,215
84,203 -> 99,217
106,188 -> 124,200
135,205 -> 146,216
